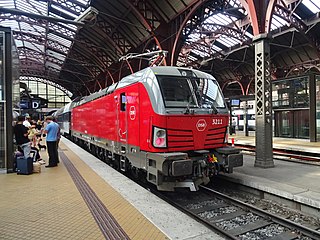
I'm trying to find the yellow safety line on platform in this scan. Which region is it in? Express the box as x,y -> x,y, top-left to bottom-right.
60,141 -> 169,240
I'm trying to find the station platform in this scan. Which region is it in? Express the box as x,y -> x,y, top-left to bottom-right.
223,132 -> 320,217
229,131 -> 320,154
0,137 -> 224,240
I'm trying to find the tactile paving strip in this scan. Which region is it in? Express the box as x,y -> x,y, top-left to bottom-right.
60,151 -> 130,240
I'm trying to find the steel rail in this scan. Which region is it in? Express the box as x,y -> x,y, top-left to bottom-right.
200,185 -> 320,240
151,183 -> 320,240
147,186 -> 238,240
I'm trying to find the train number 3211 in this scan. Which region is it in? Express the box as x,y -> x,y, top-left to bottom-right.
212,119 -> 223,125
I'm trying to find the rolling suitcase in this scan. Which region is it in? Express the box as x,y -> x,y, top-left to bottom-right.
16,155 -> 34,175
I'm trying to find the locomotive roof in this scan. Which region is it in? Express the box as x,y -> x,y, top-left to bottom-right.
75,66 -> 215,106
149,66 -> 215,80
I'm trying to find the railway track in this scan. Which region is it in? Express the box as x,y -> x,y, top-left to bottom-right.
157,185 -> 320,240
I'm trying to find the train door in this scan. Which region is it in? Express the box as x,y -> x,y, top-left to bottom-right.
116,92 -> 128,149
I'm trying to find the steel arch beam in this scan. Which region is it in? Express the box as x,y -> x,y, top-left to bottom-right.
170,0 -> 209,66
126,0 -> 166,65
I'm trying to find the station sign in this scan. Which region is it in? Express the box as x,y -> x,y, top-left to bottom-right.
19,99 -> 42,109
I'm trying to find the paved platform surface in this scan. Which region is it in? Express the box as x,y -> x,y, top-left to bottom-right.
0,137 -> 225,240
224,133 -> 320,216
229,132 -> 320,153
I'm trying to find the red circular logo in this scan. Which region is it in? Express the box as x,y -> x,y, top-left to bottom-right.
196,119 -> 207,131
129,106 -> 136,120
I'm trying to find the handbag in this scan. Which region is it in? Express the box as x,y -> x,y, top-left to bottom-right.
33,161 -> 41,173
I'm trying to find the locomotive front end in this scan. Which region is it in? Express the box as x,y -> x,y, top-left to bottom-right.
144,67 -> 243,191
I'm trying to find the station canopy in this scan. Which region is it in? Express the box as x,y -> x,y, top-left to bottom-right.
0,0 -> 320,97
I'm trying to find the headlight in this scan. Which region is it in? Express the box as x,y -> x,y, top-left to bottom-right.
153,127 -> 167,148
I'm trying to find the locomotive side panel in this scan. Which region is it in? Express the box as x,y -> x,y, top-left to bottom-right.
72,94 -> 118,143
114,84 -> 141,147
95,95 -> 117,140
138,84 -> 166,152
72,102 -> 90,135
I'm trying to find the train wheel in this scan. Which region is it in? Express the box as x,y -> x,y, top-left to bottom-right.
111,155 -> 120,170
130,167 -> 142,181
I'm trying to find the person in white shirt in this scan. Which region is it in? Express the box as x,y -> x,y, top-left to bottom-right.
23,116 -> 31,128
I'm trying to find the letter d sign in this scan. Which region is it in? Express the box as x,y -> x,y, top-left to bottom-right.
32,100 -> 40,109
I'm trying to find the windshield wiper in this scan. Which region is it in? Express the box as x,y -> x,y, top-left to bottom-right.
211,103 -> 218,114
184,96 -> 195,114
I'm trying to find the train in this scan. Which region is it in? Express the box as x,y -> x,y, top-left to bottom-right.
232,104 -> 256,131
55,66 -> 243,191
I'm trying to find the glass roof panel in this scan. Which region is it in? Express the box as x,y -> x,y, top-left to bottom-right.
51,4 -> 78,19
1,1 -> 15,8
0,0 -> 90,79
15,0 -> 47,15
185,12 -> 242,52
191,49 -> 210,58
302,0 -> 320,14
0,20 -> 19,29
45,61 -> 61,70
182,0 -> 320,61
24,41 -> 44,52
211,45 -> 222,52
75,0 -> 89,5
47,50 -> 66,61
188,55 -> 198,61
271,15 -> 287,31
15,40 -> 23,47
204,13 -> 237,25
188,33 -> 201,42
48,33 -> 72,47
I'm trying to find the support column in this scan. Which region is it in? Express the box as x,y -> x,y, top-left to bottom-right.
309,74 -> 316,142
254,34 -> 274,168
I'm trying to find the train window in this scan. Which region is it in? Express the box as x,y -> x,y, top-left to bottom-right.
157,76 -> 196,107
193,78 -> 225,109
157,76 -> 226,109
120,93 -> 126,111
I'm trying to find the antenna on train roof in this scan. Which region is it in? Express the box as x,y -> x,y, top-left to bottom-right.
119,50 -> 168,67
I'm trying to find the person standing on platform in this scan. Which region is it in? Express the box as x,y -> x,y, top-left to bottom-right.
23,116 -> 31,129
44,116 -> 59,168
13,116 -> 31,159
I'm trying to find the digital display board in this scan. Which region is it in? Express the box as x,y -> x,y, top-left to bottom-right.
20,100 -> 30,109
230,99 -> 240,107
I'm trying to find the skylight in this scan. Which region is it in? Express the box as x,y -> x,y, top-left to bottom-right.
51,4 -> 78,19
184,6 -> 246,58
191,48 -> 210,58
0,0 -> 90,78
302,0 -> 320,14
271,15 -> 287,30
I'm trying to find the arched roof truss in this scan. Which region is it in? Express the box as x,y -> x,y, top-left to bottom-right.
174,0 -> 320,93
0,0 -> 320,97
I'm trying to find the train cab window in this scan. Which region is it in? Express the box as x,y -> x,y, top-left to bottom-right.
120,93 -> 126,111
157,76 -> 225,109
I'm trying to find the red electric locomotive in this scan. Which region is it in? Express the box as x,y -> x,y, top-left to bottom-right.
58,66 -> 243,191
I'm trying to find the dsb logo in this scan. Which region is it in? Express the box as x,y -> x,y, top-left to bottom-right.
196,119 -> 207,131
129,106 -> 136,120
